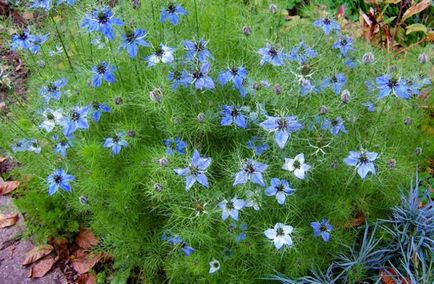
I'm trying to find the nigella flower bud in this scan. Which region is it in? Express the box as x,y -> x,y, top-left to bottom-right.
418,53 -> 428,64
341,89 -> 351,104
128,130 -> 136,137
242,25 -> 251,36
415,147 -> 422,155
154,183 -> 163,192
114,96 -> 123,105
37,60 -> 45,68
273,84 -> 282,95
319,105 -> 328,115
197,112 -> 205,123
79,196 -> 89,205
149,88 -> 163,103
158,157 -> 168,167
132,0 -> 140,9
387,159 -> 396,169
361,52 -> 375,64
330,161 -> 338,169
404,117 -> 412,126
253,82 -> 261,90
269,3 -> 277,14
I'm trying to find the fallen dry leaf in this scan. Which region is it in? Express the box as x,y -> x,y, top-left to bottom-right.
0,156 -> 7,163
345,211 -> 366,228
380,266 -> 412,284
401,0 -> 430,24
22,244 -> 54,266
0,180 -> 20,195
71,253 -> 103,274
76,228 -> 99,250
29,256 -> 56,278
0,213 -> 18,228
77,272 -> 97,284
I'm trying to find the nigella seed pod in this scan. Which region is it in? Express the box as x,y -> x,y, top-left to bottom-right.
341,89 -> 350,104
79,196 -> 89,205
418,53 -> 428,64
242,25 -> 251,36
361,52 -> 375,64
269,3 -> 277,14
415,147 -> 422,155
404,117 -> 412,126
154,183 -> 163,192
114,96 -> 123,105
273,84 -> 282,95
197,112 -> 205,123
319,105 -> 328,115
158,157 -> 168,167
387,159 -> 397,169
128,130 -> 136,137
149,88 -> 163,103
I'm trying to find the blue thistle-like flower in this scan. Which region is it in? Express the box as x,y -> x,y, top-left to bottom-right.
218,66 -> 248,89
59,105 -> 90,137
91,102 -> 110,122
91,61 -> 116,87
258,44 -> 287,66
160,3 -> 188,26
321,117 -> 348,136
332,36 -> 354,57
183,39 -> 213,62
39,78 -> 68,103
311,218 -> 333,242
81,7 -> 124,40
174,149 -> 212,190
220,105 -> 247,129
344,150 -> 378,179
233,160 -> 268,187
376,74 -> 410,99
167,69 -> 190,91
47,168 -> 75,195
313,18 -> 340,35
265,178 -> 295,205
164,137 -> 187,155
119,28 -> 150,58
187,63 -> 215,90
321,73 -> 347,95
259,115 -> 303,149
218,196 -> 246,221
103,132 -> 128,155
288,40 -> 317,64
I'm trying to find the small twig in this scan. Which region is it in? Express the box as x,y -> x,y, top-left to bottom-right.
391,0 -> 410,47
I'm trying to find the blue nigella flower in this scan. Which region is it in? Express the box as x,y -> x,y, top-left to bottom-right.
258,44 -> 286,66
345,58 -> 357,69
188,63 -> 215,90
91,102 -> 110,122
228,222 -> 248,243
167,69 -> 190,91
47,168 -> 75,195
119,28 -> 150,58
321,73 -> 346,95
265,178 -> 295,205
146,44 -> 175,67
246,137 -> 268,156
288,40 -> 317,64
220,105 -> 247,129
174,149 -> 212,190
376,74 -> 410,99
160,3 -> 187,25
59,105 -> 90,137
300,78 -> 316,96
91,61 -> 116,88
39,78 -> 68,103
39,108 -> 63,132
30,0 -> 51,11
313,18 -> 340,35
407,77 -> 431,96
344,150 -> 378,179
183,39 -> 213,62
332,36 -> 354,57
218,196 -> 246,221
233,160 -> 268,187
164,137 -> 187,155
259,115 -> 303,149
162,234 -> 194,256
54,138 -> 71,158
11,30 -> 47,54
311,218 -> 333,242
56,0 -> 75,5
81,7 -> 124,40
321,117 -> 348,136
11,139 -> 30,153
218,66 -> 248,89
104,132 -> 128,155
27,139 -> 41,154
362,101 -> 376,112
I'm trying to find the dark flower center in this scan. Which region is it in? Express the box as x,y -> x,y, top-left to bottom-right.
277,118 -> 287,130
268,48 -> 278,57
167,4 -> 176,13
244,163 -> 255,173
301,64 -> 311,76
387,78 -> 398,89
231,108 -> 239,117
172,71 -> 181,80
19,32 -> 28,40
60,140 -> 68,146
92,102 -> 100,109
320,225 -> 328,232
293,160 -> 301,169
32,142 -> 38,148
230,67 -> 239,75
323,18 -> 331,25
46,113 -> 55,120
112,135 -> 120,143
276,184 -> 284,192
125,30 -> 136,43
276,228 -> 284,236
193,71 -> 203,79
359,154 -> 368,164
331,76 -> 337,83
47,83 -> 58,92
71,111 -> 80,121
194,41 -> 205,51
226,202 -> 235,210
54,175 -> 63,184
97,64 -> 107,74
155,47 -> 164,57
340,39 -> 348,46
213,262 -> 219,268
331,119 -> 338,126
190,166 -> 199,175
97,12 -> 109,24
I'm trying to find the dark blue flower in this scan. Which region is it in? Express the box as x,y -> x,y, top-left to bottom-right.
258,44 -> 287,66
321,117 -> 348,135
345,58 -> 357,69
321,73 -> 346,95
344,150 -> 378,179
233,160 -> 268,187
91,61 -> 116,87
30,0 -> 51,11
259,115 -> 303,149
145,44 -> 175,67
288,41 -> 317,64
167,69 -> 190,91
174,149 -> 212,190
164,137 -> 187,155
188,63 -> 215,90
218,66 -> 248,89
246,137 -> 268,156
376,74 -> 410,99
183,39 -> 213,62
265,178 -> 295,205
11,30 -> 47,54
59,105 -> 90,137
47,168 -> 75,195
119,28 -> 149,58
163,234 -> 194,256
407,76 -> 431,96
91,102 -> 110,122
11,139 -> 31,153
160,3 -> 187,25
104,132 -> 128,155
81,7 -> 124,40
313,18 -> 340,35
220,106 -> 247,129
39,78 -> 68,103
362,101 -> 376,112
332,36 -> 354,57
300,78 -> 316,96
53,138 -> 72,158
228,222 -> 248,243
311,218 -> 333,242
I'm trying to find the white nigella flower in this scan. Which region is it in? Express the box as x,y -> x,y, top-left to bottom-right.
27,139 -> 41,154
146,44 -> 175,67
282,153 -> 311,180
208,259 -> 220,274
39,108 -> 63,132
245,189 -> 261,211
264,223 -> 294,250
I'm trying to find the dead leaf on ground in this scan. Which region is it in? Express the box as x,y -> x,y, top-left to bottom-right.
76,228 -> 99,250
71,253 -> 103,274
0,156 -> 7,163
77,272 -> 97,284
344,211 -> 366,228
29,256 -> 56,278
22,244 -> 54,266
0,180 -> 20,195
0,213 -> 18,228
380,266 -> 412,284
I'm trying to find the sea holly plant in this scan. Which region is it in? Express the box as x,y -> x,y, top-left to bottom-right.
2,0 -> 433,283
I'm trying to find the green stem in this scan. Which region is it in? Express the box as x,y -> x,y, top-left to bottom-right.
108,40 -> 124,84
194,0 -> 200,37
367,96 -> 391,148
49,13 -> 75,75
